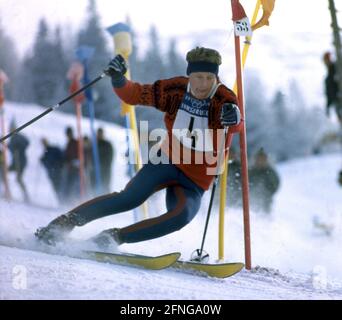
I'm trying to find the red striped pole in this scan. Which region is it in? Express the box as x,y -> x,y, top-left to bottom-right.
231,0 -> 252,270
67,63 -> 86,198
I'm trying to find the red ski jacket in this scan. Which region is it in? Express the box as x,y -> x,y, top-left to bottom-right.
114,76 -> 242,190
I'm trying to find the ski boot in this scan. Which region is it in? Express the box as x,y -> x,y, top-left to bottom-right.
90,228 -> 123,250
35,212 -> 84,245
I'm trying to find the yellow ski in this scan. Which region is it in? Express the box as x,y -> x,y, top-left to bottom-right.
173,261 -> 244,278
83,251 -> 181,270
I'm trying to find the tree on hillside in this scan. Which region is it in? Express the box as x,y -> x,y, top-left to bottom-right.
134,26 -> 188,131
77,0 -> 123,124
286,81 -> 323,158
270,90 -> 291,161
242,72 -> 271,159
125,16 -> 144,82
269,84 -> 321,161
131,25 -> 165,130
49,26 -> 70,102
166,38 -> 186,77
0,18 -> 20,100
140,25 -> 166,83
16,19 -> 70,107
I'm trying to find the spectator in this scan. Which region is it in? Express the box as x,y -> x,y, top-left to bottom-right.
8,121 -> 30,202
338,169 -> 342,187
249,148 -> 280,214
0,147 -> 4,195
97,128 -> 115,193
323,52 -> 342,123
40,138 -> 64,203
82,135 -> 94,195
227,147 -> 242,208
61,127 -> 80,205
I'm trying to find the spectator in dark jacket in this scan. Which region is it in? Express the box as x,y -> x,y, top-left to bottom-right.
83,135 -> 94,195
8,124 -> 30,202
97,128 -> 114,193
338,169 -> 342,187
249,148 -> 280,214
323,52 -> 342,123
40,138 -> 64,203
227,147 -> 242,208
62,127 -> 80,204
0,147 -> 4,194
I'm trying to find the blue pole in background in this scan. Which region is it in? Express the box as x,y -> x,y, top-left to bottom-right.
76,46 -> 102,195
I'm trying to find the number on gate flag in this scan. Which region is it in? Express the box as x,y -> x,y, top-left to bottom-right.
234,17 -> 252,37
231,0 -> 253,37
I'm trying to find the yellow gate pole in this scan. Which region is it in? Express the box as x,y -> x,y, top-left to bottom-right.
107,23 -> 149,219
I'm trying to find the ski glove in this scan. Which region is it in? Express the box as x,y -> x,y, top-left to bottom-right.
220,103 -> 241,127
105,54 -> 128,88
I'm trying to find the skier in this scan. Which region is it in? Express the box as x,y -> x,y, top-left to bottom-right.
35,47 -> 242,248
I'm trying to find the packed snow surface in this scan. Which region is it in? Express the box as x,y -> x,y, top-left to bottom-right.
1,102 -> 342,299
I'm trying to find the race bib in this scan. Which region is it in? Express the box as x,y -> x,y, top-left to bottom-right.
172,93 -> 213,152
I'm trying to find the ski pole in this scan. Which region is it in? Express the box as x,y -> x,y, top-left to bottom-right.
0,72 -> 108,144
192,126 -> 229,262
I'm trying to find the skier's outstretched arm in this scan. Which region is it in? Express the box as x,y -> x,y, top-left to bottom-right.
106,54 -> 185,112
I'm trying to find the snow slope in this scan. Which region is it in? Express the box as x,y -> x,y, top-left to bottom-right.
1,243 -> 341,300
1,102 -> 342,299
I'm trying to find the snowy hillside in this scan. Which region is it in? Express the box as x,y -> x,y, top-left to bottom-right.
1,102 -> 342,300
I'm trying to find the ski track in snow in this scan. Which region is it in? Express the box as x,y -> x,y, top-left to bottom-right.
1,102 -> 342,299
0,247 -> 342,300
1,245 -> 341,300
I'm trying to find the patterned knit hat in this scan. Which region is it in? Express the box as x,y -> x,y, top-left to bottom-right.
186,47 -> 222,75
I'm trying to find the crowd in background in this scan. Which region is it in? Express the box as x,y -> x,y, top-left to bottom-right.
0,125 -> 115,207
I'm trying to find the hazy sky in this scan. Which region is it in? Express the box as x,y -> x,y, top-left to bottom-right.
1,0 -> 340,56
1,0 -> 342,108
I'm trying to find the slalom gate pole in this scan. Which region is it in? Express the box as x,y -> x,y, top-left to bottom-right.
235,33 -> 252,270
75,100 -> 86,198
231,0 -> 252,269
218,0 -> 261,263
107,22 -> 149,219
68,62 -> 87,198
0,73 -> 106,144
